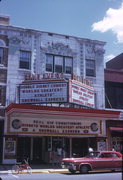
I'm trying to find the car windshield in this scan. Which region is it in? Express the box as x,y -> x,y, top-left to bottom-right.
85,152 -> 100,158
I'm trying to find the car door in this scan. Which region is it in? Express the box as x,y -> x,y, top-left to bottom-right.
111,153 -> 122,169
95,153 -> 113,170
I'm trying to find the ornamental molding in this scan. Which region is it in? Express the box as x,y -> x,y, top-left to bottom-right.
9,36 -> 31,46
9,36 -> 21,45
41,42 -> 75,56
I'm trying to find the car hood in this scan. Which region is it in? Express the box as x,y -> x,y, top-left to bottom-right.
62,157 -> 93,162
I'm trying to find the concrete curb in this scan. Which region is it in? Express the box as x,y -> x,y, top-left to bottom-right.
0,169 -> 68,175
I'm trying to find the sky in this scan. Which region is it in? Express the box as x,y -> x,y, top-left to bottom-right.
0,0 -> 123,63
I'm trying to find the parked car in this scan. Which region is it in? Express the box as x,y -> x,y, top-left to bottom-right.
61,151 -> 122,174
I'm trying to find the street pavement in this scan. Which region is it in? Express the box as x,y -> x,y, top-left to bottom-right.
0,164 -> 122,175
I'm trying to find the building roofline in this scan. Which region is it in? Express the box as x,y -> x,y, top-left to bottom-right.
0,24 -> 106,45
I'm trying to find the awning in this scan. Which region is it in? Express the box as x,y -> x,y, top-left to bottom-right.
109,127 -> 123,132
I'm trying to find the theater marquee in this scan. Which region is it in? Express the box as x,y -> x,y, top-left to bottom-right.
19,81 -> 68,104
7,117 -> 102,137
69,80 -> 95,108
19,80 -> 95,109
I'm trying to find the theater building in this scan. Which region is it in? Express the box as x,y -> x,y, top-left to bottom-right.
3,75 -> 122,164
0,15 -> 106,163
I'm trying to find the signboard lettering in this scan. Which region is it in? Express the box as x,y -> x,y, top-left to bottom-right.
9,118 -> 101,136
20,82 -> 68,104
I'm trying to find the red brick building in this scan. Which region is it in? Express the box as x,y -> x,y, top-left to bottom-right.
105,53 -> 123,153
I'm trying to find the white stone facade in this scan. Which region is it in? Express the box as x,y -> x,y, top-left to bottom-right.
0,24 -> 106,109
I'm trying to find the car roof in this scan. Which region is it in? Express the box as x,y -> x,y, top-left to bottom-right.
92,151 -> 122,156
92,151 -> 117,153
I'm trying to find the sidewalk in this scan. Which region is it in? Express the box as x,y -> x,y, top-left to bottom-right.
0,163 -> 68,174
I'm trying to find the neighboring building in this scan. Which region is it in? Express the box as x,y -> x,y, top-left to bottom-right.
105,69 -> 123,109
105,54 -> 123,153
106,53 -> 123,70
105,53 -> 123,109
0,32 -> 9,163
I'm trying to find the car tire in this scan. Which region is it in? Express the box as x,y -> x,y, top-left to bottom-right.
80,165 -> 89,174
68,169 -> 76,174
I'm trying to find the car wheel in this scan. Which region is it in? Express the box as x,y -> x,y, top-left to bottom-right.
68,169 -> 76,174
80,165 -> 89,174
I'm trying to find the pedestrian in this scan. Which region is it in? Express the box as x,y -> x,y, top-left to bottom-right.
89,147 -> 93,152
57,146 -> 63,165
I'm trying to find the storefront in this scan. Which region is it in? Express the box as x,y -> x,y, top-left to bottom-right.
106,119 -> 123,153
3,104 -> 120,164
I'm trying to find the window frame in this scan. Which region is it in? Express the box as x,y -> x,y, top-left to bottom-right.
86,59 -> 96,77
64,57 -> 73,74
46,54 -> 73,74
46,54 -> 53,72
54,55 -> 63,73
19,50 -> 31,70
0,47 -> 4,64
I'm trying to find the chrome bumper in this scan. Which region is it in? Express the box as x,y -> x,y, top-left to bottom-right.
61,162 -> 76,171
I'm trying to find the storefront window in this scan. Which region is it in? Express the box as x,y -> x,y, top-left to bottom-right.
112,136 -> 123,153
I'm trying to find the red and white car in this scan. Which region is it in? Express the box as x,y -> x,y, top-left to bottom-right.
61,151 -> 122,174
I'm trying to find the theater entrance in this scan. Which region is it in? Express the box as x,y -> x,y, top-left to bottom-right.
72,138 -> 88,157
17,137 -> 31,162
32,137 -> 42,163
17,137 -> 43,164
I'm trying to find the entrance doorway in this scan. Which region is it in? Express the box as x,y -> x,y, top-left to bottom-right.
17,137 -> 31,162
17,137 -> 43,164
33,137 -> 42,163
72,138 -> 88,157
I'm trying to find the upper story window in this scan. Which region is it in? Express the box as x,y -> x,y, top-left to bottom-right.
46,54 -> 73,74
86,59 -> 96,77
0,47 -> 4,64
0,86 -> 5,106
54,56 -> 63,73
46,54 -> 53,72
65,57 -> 73,74
19,50 -> 31,70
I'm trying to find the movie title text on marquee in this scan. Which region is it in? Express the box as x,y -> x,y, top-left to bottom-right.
19,82 -> 68,104
69,80 -> 95,108
9,118 -> 101,136
19,74 -> 95,108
